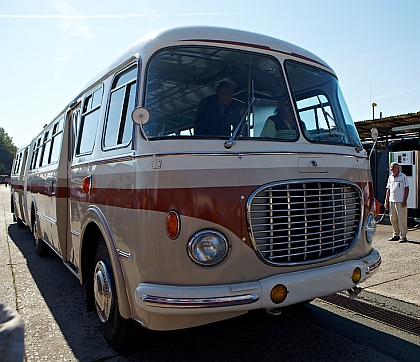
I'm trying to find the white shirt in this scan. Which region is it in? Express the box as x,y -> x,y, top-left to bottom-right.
386,172 -> 409,202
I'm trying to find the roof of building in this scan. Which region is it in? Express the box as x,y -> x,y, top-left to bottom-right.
355,111 -> 420,143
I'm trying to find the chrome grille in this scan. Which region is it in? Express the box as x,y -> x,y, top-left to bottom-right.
247,180 -> 362,265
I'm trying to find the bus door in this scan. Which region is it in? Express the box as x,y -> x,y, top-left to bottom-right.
68,86 -> 103,274
67,103 -> 82,271
21,147 -> 30,224
36,118 -> 65,254
15,151 -> 25,222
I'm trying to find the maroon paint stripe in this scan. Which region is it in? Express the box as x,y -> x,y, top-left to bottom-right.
71,185 -> 254,244
182,39 -> 331,70
185,38 -> 272,51
16,180 -> 374,246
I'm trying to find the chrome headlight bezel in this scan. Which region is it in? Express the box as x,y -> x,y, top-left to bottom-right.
365,214 -> 376,244
187,230 -> 229,267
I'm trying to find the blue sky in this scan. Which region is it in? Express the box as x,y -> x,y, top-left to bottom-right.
1,0 -> 419,147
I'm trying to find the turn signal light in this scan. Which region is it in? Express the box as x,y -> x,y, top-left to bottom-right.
351,268 -> 361,284
166,210 -> 180,239
270,284 -> 288,304
82,175 -> 94,195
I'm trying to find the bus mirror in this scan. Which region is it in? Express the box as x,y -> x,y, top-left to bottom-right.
132,107 -> 150,125
369,127 -> 379,160
370,127 -> 378,141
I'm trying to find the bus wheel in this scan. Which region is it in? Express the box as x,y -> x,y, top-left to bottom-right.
33,220 -> 49,257
94,238 -> 138,352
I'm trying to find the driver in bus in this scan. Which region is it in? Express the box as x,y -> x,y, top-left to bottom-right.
194,81 -> 241,137
260,95 -> 298,139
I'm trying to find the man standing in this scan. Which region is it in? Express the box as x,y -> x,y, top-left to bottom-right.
384,161 -> 410,242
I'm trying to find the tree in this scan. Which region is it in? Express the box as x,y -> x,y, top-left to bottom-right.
0,127 -> 17,175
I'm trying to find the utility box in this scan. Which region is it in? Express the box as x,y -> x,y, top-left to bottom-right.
389,151 -> 419,209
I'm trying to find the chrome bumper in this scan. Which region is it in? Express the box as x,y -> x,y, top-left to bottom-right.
135,248 -> 381,315
141,293 -> 260,309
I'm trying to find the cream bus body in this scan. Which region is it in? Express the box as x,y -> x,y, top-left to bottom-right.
11,26 -> 381,351
10,143 -> 30,228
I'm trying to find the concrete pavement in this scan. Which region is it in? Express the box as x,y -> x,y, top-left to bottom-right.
0,185 -> 113,361
358,213 -> 420,317
1,185 -> 419,360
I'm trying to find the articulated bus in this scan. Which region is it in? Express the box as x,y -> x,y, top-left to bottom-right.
10,26 -> 381,351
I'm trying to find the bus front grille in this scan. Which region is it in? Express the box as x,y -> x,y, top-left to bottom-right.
247,180 -> 362,266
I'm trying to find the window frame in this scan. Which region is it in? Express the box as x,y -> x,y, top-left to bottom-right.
102,64 -> 137,151
75,85 -> 104,156
142,45 -> 297,142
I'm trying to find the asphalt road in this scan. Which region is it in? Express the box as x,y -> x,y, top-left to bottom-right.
1,185 -> 419,361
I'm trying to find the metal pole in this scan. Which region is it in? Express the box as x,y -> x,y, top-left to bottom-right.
372,103 -> 377,120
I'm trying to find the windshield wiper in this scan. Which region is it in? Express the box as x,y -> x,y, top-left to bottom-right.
317,95 -> 333,136
316,96 -> 363,153
224,81 -> 259,149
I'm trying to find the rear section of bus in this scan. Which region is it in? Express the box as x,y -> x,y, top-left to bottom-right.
10,144 -> 30,228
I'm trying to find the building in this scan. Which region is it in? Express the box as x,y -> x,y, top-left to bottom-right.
355,111 -> 420,219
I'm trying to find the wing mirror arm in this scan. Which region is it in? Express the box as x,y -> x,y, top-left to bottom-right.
369,127 -> 379,160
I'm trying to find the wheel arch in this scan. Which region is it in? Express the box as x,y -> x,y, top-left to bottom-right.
80,205 -> 132,319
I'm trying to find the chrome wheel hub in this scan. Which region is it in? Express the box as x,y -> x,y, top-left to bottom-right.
94,260 -> 114,323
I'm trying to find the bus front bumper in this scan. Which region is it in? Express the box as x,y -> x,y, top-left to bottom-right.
135,248 -> 381,315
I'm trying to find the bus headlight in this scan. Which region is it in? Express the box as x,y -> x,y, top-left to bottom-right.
365,214 -> 376,243
187,230 -> 229,266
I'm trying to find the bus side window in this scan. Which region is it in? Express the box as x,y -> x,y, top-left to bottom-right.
69,107 -> 81,159
30,138 -> 42,170
14,153 -> 22,174
39,130 -> 51,167
76,87 -> 103,156
103,65 -> 137,149
50,118 -> 64,164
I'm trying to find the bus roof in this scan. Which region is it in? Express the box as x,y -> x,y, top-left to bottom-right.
37,25 -> 335,140
83,26 -> 333,96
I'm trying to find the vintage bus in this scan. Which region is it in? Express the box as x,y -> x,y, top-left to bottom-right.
10,144 -> 30,228
10,26 -> 381,351
0,174 -> 9,184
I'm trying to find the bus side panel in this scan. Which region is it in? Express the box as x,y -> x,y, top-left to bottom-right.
27,117 -> 69,258
11,147 -> 29,226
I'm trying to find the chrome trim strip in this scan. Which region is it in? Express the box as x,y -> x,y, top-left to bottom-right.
140,293 -> 260,309
133,150 -> 368,160
70,229 -> 80,237
70,149 -> 368,168
117,249 -> 133,262
71,152 -> 134,169
64,263 -> 80,279
366,256 -> 382,274
36,211 -> 56,225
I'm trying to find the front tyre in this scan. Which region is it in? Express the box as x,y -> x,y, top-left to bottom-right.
33,219 -> 49,257
94,238 -> 139,352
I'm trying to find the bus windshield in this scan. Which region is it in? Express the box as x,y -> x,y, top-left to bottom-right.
285,60 -> 362,148
143,45 -> 361,148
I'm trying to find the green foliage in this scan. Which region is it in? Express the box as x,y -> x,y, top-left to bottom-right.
0,127 -> 17,175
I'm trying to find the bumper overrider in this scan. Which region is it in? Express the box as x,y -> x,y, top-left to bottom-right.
135,248 -> 381,315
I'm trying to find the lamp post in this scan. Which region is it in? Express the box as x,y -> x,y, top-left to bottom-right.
372,102 -> 377,120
